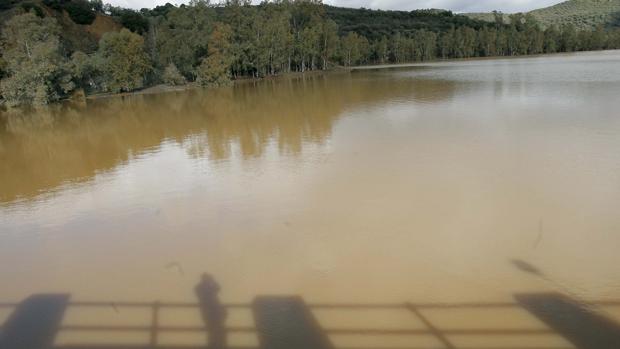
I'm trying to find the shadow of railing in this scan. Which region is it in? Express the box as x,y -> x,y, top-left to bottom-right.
1,286 -> 620,349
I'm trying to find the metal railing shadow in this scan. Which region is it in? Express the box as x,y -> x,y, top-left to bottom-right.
1,284 -> 620,349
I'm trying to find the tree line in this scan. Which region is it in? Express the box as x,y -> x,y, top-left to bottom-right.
1,0 -> 620,107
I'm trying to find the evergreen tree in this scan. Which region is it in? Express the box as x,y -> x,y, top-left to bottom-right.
543,26 -> 560,53
153,0 -> 215,78
97,28 -> 151,92
0,12 -> 73,106
196,22 -> 233,86
319,19 -> 339,69
560,24 -> 578,52
163,62 -> 187,85
3,0 -> 618,105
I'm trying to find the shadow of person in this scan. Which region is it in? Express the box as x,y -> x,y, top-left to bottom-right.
0,294 -> 70,349
515,292 -> 620,349
195,273 -> 227,349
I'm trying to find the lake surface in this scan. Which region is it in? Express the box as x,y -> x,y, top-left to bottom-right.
1,51 -> 620,348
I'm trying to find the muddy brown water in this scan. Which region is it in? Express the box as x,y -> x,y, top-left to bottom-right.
1,51 -> 620,348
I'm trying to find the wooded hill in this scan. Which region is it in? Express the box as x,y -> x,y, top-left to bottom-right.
1,0 -> 620,107
0,0 -> 122,52
467,0 -> 620,30
3,0 -> 616,53
324,6 -> 488,40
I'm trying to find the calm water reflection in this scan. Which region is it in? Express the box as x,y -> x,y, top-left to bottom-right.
1,51 -> 620,348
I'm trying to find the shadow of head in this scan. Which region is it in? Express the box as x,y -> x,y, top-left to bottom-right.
195,273 -> 221,298
511,259 -> 543,276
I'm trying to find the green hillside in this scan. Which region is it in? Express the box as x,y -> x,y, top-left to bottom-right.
0,0 -> 122,52
324,6 -> 488,40
2,0 -> 620,107
466,0 -> 620,29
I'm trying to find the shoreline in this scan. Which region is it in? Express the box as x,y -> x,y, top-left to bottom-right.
85,69 -> 342,101
3,50 -> 618,108
351,49 -> 620,70
88,49 -> 619,101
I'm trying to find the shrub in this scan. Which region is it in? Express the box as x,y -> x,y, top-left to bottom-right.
64,0 -> 96,25
20,3 -> 45,17
0,57 -> 6,79
195,55 -> 231,87
96,29 -> 151,93
0,0 -> 18,10
0,13 -> 74,106
42,0 -> 64,10
119,10 -> 149,34
195,23 -> 232,87
162,63 -> 186,86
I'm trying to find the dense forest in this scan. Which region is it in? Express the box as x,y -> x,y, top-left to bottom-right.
1,0 -> 620,107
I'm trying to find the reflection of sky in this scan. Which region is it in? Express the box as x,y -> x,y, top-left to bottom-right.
378,52 -> 620,108
401,53 -> 620,83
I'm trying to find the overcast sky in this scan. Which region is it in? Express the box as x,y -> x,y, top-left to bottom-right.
108,0 -> 566,13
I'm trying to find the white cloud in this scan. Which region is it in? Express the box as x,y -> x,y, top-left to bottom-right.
106,0 -> 565,13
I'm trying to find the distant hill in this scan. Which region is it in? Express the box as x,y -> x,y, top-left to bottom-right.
464,12 -> 508,24
2,0 -> 618,55
0,0 -> 122,52
324,6 -> 489,40
1,1 -> 495,48
466,0 -> 620,30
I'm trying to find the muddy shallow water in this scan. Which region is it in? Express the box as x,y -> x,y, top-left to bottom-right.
1,51 -> 620,348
